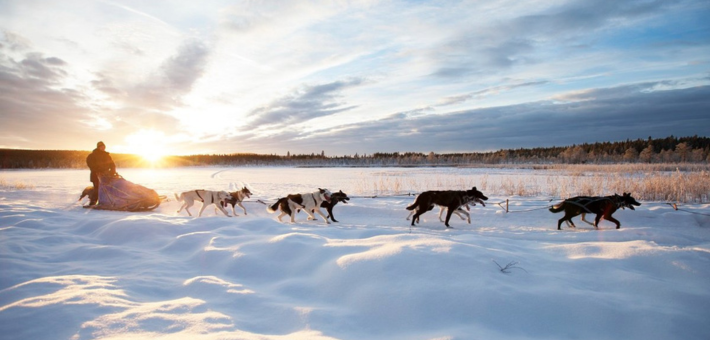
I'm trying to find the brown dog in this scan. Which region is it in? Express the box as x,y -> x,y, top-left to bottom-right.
79,186 -> 95,202
549,193 -> 641,230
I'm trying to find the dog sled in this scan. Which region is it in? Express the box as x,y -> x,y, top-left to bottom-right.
84,173 -> 163,212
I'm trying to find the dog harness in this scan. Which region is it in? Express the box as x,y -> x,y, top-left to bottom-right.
195,190 -> 214,204
563,195 -> 625,213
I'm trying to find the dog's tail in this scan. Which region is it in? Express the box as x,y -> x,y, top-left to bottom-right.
267,198 -> 283,213
549,202 -> 565,213
405,194 -> 421,210
79,186 -> 94,201
406,199 -> 420,210
174,193 -> 184,202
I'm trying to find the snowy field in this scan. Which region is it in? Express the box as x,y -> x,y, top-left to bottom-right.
1,167 -> 709,340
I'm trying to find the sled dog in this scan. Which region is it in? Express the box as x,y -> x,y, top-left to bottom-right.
318,190 -> 350,222
175,189 -> 232,217
267,188 -> 332,224
218,187 -> 252,216
407,196 -> 486,224
549,192 -> 641,230
79,186 -> 95,202
406,187 -> 488,228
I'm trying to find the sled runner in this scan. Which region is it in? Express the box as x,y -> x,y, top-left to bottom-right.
84,173 -> 162,212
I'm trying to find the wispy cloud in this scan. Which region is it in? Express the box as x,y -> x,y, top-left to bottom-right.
437,81 -> 549,106
243,78 -> 365,131
98,0 -> 182,37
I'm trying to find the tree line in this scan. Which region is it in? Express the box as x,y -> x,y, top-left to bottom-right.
1,135 -> 708,169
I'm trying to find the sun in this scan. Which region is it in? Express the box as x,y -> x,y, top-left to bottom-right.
139,147 -> 164,163
124,130 -> 169,164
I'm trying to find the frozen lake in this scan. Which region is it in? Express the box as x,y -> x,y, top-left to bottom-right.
1,166 -> 565,206
1,167 -> 709,340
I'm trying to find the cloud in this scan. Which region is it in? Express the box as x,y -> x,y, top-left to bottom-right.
0,50 -> 96,148
430,0 -> 677,78
84,39 -> 208,135
438,81 -> 549,106
1,0 -> 707,155
243,78 -> 365,130
122,40 -> 209,111
17,53 -> 67,81
0,36 -> 202,149
1,30 -> 32,51
160,41 -> 209,93
230,83 -> 710,154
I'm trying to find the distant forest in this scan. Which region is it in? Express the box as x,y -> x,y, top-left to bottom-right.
1,135 -> 709,169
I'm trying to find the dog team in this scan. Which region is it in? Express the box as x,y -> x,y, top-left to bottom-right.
81,184 -> 642,229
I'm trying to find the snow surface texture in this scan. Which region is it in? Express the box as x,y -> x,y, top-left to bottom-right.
1,168 -> 709,340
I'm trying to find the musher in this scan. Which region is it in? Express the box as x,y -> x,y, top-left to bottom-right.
86,141 -> 116,205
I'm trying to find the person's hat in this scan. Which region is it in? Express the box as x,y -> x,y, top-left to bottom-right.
97,141 -> 105,147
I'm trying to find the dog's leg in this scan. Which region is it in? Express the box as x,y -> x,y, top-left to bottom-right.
182,200 -> 194,216
438,206 -> 446,222
452,207 -> 467,221
580,213 -> 595,226
593,213 -> 602,228
444,205 -> 456,228
276,211 -> 287,222
607,214 -> 621,229
568,217 -> 577,228
288,202 -> 297,223
559,212 -> 576,230
455,209 -> 470,223
327,206 -> 338,222
216,203 -> 231,217
238,202 -> 247,215
306,210 -> 316,220
314,208 -> 330,224
406,208 -> 415,221
411,206 -> 424,226
198,202 -> 209,217
216,204 -> 231,217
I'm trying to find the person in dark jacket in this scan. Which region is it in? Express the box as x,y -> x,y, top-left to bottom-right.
86,141 -> 116,205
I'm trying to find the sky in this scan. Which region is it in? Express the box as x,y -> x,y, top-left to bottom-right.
1,0 -> 709,157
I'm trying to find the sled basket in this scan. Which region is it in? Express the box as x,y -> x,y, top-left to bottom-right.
86,173 -> 161,212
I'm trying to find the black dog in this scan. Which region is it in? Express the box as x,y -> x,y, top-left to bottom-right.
407,187 -> 488,228
318,190 -> 350,222
549,192 -> 641,230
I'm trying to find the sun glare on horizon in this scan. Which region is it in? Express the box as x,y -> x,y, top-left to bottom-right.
124,130 -> 169,164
